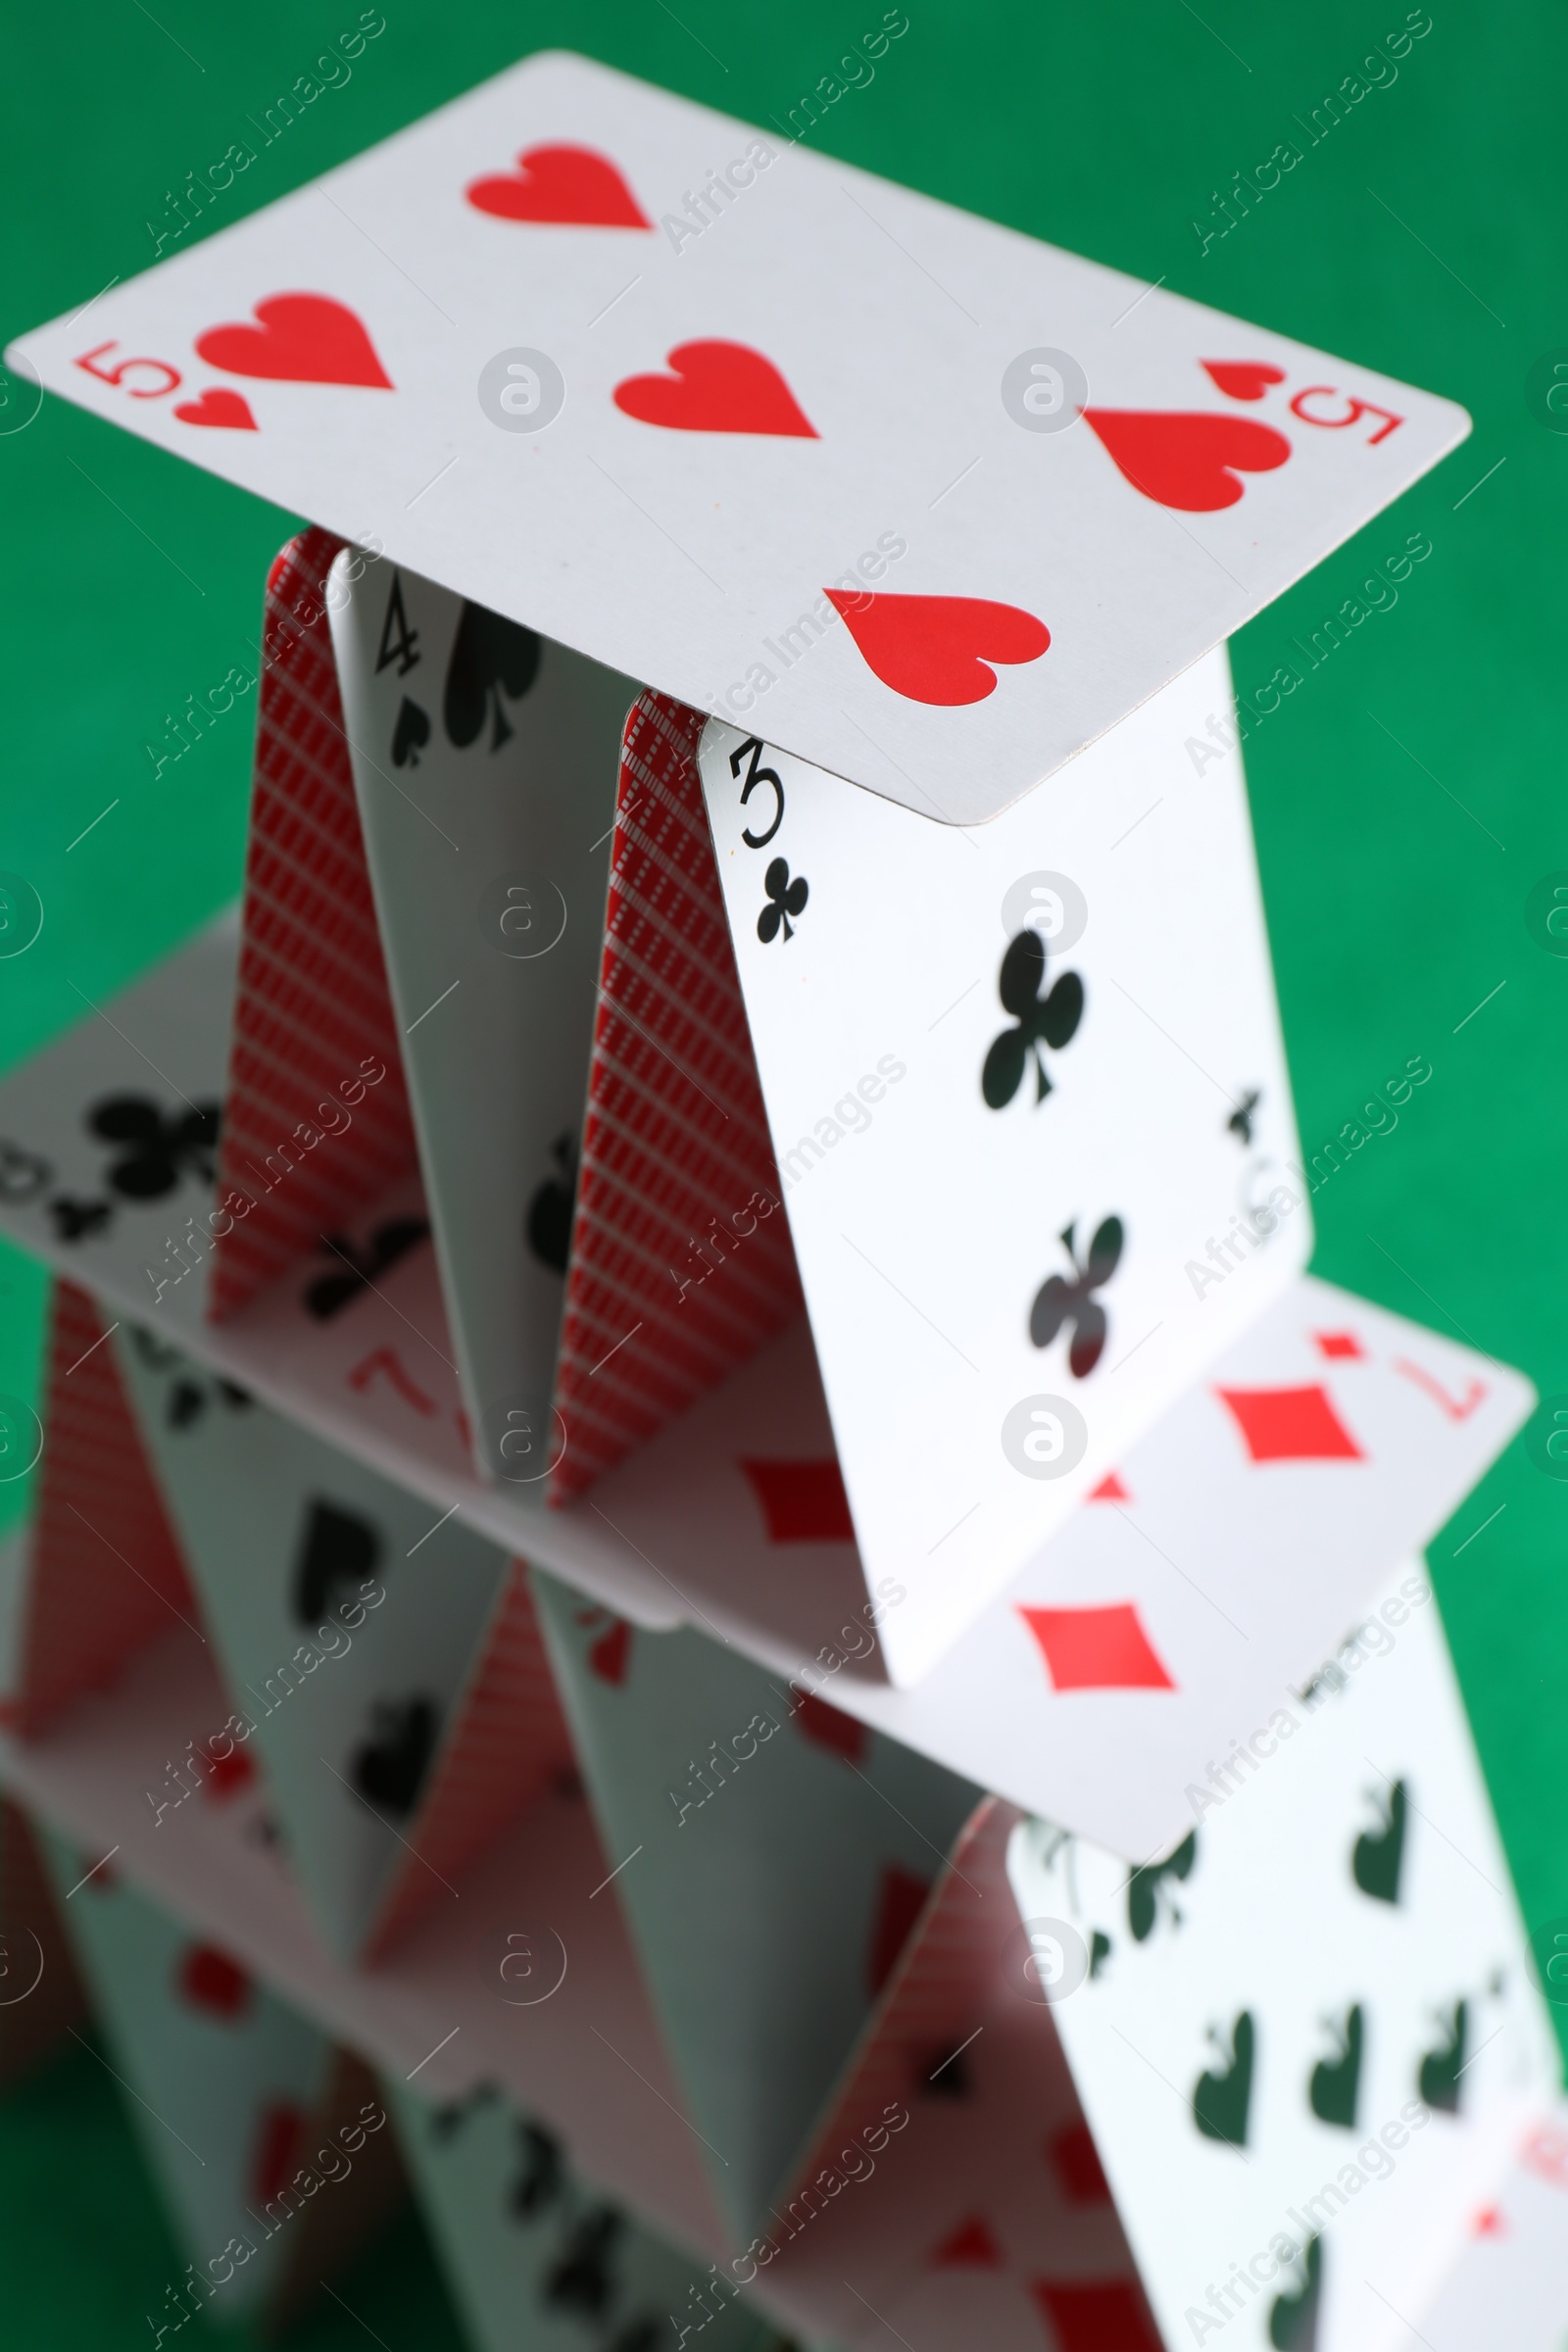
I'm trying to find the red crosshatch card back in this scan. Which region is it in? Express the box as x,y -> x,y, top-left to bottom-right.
5,1280 -> 202,1737
548,692 -> 804,1501
208,529 -> 419,1323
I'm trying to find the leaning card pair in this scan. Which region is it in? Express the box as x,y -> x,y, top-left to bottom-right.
531,1566 -> 980,2242
326,551 -> 636,1480
1005,1568 -> 1559,2352
11,52 -> 1467,823
694,643 -> 1307,1677
112,1318 -> 521,1959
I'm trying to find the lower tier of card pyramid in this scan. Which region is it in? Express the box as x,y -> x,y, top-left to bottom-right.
1,1303 -> 1564,2350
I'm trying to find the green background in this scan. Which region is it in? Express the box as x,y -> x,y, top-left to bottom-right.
2,0 -> 1563,2340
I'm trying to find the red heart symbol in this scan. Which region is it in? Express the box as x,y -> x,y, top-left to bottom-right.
588,1617 -> 632,1686
173,387 -> 257,431
195,293 -> 392,388
249,2102 -> 309,2206
466,142 -> 650,228
177,1940 -> 252,2021
612,341 -> 817,438
203,1743 -> 257,1796
1084,409 -> 1290,512
824,590 -> 1050,707
1201,359 -> 1286,402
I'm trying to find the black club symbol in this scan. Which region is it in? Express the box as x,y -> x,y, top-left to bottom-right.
1227,1088 -> 1261,1146
757,857 -> 808,945
1029,1216 -> 1124,1377
88,1095 -> 220,1200
982,932 -> 1084,1108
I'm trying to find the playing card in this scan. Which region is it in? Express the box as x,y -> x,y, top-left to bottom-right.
388,2077 -> 791,2352
762,1800 -> 1158,2352
326,550 -> 636,1481
0,1279 -> 205,1740
36,1823 -> 337,2328
0,910 -> 236,1331
546,689 -> 805,1505
530,1566 -> 981,2240
10,53 -> 1466,823
695,640 -> 1307,1677
1419,2107 -> 1568,2350
112,1318 -> 523,1957
207,524 -> 419,1325
1005,1568 -> 1559,2352
680,1273 -> 1528,1860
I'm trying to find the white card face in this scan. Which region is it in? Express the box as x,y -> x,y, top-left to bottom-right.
1005,1573 -> 1560,2352
389,2079 -> 786,2352
809,1275 -> 1536,1857
114,1322 -> 511,1956
0,910 -> 236,1332
38,1829 -> 331,2323
697,645 -> 1309,1682
12,52 -> 1466,825
530,1568 -> 980,2240
1420,2108 -> 1568,2351
327,553 -> 634,1479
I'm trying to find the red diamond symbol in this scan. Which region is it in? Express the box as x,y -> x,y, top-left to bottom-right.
1215,1383 -> 1364,1463
1017,1603 -> 1174,1691
1088,1470 -> 1131,1501
1313,1331 -> 1364,1360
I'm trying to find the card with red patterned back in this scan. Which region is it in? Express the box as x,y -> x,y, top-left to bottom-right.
548,693 -> 802,1501
207,530 -> 418,1323
363,1560 -> 576,1959
4,1278 -> 202,1737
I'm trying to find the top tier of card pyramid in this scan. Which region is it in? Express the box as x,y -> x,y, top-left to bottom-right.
11,50 -> 1467,824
